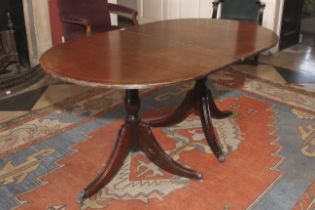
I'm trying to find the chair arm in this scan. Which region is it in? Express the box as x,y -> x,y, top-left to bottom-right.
256,1 -> 266,25
212,0 -> 224,19
108,3 -> 139,25
61,16 -> 92,36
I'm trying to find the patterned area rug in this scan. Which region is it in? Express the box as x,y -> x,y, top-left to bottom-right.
0,68 -> 314,210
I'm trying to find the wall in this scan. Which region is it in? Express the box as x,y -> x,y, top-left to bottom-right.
135,0 -> 283,31
22,0 -> 52,66
132,0 -> 284,53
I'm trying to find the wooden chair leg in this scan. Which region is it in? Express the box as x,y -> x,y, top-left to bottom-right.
254,54 -> 259,65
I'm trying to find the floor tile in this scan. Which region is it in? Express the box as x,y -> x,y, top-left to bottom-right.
274,65 -> 315,83
297,84 -> 315,93
0,86 -> 48,111
260,45 -> 315,75
231,64 -> 287,83
32,84 -> 92,110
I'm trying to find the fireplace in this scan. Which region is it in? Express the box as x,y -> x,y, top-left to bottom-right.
0,0 -> 45,97
0,13 -> 20,70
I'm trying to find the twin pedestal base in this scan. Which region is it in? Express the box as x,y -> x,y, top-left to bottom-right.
77,77 -> 232,203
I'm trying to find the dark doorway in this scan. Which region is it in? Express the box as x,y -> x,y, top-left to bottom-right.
300,0 -> 315,46
279,0 -> 305,50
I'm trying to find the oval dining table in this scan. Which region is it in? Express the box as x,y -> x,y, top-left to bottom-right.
40,19 -> 278,203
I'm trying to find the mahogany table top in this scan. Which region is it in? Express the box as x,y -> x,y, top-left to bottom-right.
40,19 -> 278,89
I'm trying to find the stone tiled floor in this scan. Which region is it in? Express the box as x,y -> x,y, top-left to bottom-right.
0,44 -> 315,124
260,45 -> 315,76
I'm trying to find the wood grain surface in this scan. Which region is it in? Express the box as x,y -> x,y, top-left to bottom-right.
40,19 -> 278,89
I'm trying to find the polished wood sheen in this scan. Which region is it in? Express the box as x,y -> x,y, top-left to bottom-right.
40,19 -> 278,89
40,19 -> 278,203
149,78 -> 233,162
77,89 -> 202,203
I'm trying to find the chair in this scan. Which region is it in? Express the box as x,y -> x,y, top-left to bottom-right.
212,0 -> 265,64
55,0 -> 138,42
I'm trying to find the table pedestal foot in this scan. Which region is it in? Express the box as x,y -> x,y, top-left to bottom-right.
149,90 -> 195,127
77,124 -> 132,203
199,94 -> 225,162
78,89 -> 202,203
138,122 -> 202,179
204,86 -> 233,119
149,77 -> 232,162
